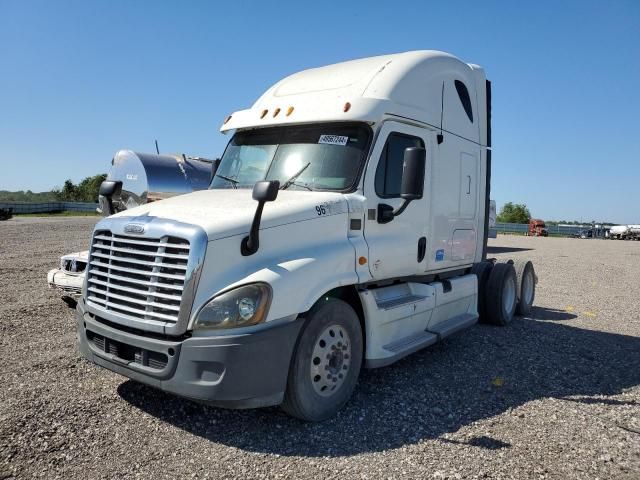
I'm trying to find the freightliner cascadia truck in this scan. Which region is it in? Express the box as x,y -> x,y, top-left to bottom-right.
77,50 -> 537,421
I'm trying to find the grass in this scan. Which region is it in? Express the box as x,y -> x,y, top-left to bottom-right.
15,211 -> 100,217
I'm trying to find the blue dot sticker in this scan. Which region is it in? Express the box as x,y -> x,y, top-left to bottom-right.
435,249 -> 445,262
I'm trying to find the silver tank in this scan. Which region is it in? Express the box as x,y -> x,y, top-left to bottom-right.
103,150 -> 213,213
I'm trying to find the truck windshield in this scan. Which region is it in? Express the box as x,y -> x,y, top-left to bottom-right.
210,123 -> 371,191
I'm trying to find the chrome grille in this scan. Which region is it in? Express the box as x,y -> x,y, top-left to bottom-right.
86,230 -> 190,326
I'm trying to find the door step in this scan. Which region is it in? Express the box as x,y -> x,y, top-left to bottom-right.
365,332 -> 438,368
376,294 -> 426,310
383,331 -> 438,354
365,313 -> 478,368
428,313 -> 478,339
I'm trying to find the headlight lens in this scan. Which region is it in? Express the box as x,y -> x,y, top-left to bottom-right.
194,283 -> 271,330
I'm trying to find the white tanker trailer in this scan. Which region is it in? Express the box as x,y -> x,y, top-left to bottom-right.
609,224 -> 640,240
47,151 -> 214,303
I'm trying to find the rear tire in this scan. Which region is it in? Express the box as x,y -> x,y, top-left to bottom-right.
485,262 -> 517,326
471,261 -> 493,323
281,298 -> 363,421
514,260 -> 536,316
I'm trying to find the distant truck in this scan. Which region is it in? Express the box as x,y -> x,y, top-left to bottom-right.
609,224 -> 640,240
527,219 -> 548,237
75,50 -> 537,421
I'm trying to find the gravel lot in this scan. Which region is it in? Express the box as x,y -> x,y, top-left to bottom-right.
1,217 -> 639,479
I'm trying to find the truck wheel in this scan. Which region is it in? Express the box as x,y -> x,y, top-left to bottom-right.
485,262 -> 517,326
514,260 -> 535,316
281,298 -> 363,421
471,261 -> 493,323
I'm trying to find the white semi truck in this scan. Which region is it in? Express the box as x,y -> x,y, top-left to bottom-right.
76,51 -> 536,421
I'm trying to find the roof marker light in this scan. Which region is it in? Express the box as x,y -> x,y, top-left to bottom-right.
286,106 -> 294,116
260,109 -> 268,119
273,107 -> 281,117
343,102 -> 351,113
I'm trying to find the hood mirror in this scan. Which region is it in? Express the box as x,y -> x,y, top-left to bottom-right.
241,180 -> 280,256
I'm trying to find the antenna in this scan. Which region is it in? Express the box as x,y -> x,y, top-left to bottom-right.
437,81 -> 444,144
155,140 -> 160,155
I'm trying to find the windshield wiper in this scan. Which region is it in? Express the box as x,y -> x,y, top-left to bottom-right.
215,173 -> 239,189
280,162 -> 311,190
287,181 -> 312,191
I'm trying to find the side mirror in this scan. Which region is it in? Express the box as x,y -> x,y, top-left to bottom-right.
241,180 -> 280,256
98,180 -> 122,216
377,147 -> 426,224
400,147 -> 426,200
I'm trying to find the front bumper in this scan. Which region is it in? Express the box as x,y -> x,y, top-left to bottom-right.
76,299 -> 304,408
47,269 -> 84,298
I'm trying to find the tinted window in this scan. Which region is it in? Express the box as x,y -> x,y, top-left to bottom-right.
375,133 -> 424,198
454,80 -> 473,123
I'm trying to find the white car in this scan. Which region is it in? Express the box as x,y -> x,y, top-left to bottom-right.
47,251 -> 88,304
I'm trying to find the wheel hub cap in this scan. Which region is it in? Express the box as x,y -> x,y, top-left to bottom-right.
310,325 -> 351,397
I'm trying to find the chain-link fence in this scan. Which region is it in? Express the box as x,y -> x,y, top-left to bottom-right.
0,202 -> 98,214
495,222 -> 599,237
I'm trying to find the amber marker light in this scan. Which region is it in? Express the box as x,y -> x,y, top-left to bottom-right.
273,107 -> 281,117
358,256 -> 367,265
286,106 -> 294,116
260,109 -> 268,119
343,102 -> 351,112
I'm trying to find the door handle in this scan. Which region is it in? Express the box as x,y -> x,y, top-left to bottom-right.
417,237 -> 427,262
466,175 -> 471,194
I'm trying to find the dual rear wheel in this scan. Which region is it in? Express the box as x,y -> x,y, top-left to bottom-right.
473,259 -> 536,325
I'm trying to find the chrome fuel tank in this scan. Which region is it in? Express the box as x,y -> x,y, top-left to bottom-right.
105,150 -> 212,212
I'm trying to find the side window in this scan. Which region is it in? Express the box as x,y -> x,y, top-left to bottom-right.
375,133 -> 424,198
454,80 -> 473,123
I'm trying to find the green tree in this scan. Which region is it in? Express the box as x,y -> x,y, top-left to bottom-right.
497,202 -> 531,224
54,174 -> 106,202
56,179 -> 79,201
76,174 -> 107,202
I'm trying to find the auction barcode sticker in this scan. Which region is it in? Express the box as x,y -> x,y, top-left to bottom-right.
318,135 -> 349,146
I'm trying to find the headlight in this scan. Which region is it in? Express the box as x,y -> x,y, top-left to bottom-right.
194,283 -> 272,330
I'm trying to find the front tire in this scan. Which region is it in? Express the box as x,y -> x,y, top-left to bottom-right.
281,298 -> 363,421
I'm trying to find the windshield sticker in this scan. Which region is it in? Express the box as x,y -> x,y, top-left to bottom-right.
318,135 -> 349,146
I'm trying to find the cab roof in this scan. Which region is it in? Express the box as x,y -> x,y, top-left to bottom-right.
221,50 -> 487,146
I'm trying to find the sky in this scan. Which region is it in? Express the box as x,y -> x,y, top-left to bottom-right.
1,1 -> 639,223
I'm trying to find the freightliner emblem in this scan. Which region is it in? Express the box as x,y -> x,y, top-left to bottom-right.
124,223 -> 145,234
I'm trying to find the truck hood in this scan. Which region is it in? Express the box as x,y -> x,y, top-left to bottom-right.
111,189 -> 349,241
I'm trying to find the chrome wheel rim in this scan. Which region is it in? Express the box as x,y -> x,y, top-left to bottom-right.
522,269 -> 534,306
503,275 -> 516,315
310,324 -> 351,397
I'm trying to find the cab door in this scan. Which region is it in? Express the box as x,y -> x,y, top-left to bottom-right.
362,121 -> 432,280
